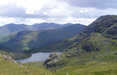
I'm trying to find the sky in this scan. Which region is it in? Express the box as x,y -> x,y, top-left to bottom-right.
0,0 -> 117,26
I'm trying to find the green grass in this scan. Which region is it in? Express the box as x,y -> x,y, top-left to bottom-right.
54,51 -> 117,75
1,48 -> 117,75
54,48 -> 117,75
55,61 -> 117,75
0,55 -> 55,75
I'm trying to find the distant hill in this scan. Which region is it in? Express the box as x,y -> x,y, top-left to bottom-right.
32,23 -> 62,30
0,24 -> 86,53
0,23 -> 29,40
0,23 -> 64,40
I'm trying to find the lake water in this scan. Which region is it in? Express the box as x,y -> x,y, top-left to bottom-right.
17,52 -> 61,63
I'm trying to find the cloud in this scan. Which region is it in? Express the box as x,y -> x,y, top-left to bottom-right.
0,0 -> 117,25
0,0 -> 70,19
0,4 -> 48,18
63,0 -> 117,9
0,17 -> 16,26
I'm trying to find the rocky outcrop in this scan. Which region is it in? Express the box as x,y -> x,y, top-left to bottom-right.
44,53 -> 60,68
0,54 -> 17,63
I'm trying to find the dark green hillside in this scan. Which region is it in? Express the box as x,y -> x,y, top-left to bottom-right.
0,24 -> 86,53
41,32 -> 87,52
0,23 -> 64,40
30,24 -> 86,52
0,31 -> 38,52
0,23 -> 33,40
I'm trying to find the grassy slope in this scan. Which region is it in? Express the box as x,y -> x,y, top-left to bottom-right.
56,61 -> 117,75
1,49 -> 117,75
1,57 -> 117,75
55,49 -> 117,75
0,51 -> 55,75
0,53 -> 54,75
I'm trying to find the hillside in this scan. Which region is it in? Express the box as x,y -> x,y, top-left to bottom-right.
0,23 -> 64,40
43,15 -> 117,74
48,15 -> 117,52
0,23 -> 81,40
0,24 -> 86,53
85,15 -> 117,34
47,33 -> 117,75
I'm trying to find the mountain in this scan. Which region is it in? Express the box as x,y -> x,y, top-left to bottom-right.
0,24 -> 86,53
85,15 -> 117,34
0,23 -> 63,40
43,15 -> 117,73
30,24 -> 86,52
63,15 -> 117,54
49,15 -> 117,52
33,23 -> 62,30
0,23 -> 29,40
1,15 -> 117,75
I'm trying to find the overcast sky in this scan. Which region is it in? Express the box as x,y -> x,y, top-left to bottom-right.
0,0 -> 117,26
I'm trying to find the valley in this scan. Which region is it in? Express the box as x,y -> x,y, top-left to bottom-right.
0,0 -> 117,74
0,15 -> 117,75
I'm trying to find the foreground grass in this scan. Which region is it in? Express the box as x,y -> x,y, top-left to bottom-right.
1,50 -> 117,75
0,54 -> 117,75
55,61 -> 117,75
0,55 -> 54,75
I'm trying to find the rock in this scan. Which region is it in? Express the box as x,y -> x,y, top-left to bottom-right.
2,54 -> 17,63
44,53 -> 60,68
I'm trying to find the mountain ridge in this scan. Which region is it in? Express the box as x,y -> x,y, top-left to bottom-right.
0,23 -> 80,40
